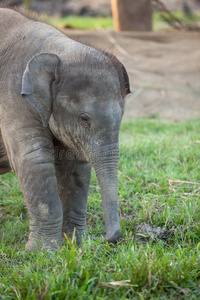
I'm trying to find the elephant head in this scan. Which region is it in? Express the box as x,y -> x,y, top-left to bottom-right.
21,49 -> 131,243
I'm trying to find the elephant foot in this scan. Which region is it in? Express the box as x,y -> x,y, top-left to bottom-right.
105,228 -> 121,244
62,225 -> 88,246
25,232 -> 61,252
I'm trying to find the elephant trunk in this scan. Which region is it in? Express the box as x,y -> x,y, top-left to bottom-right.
91,143 -> 121,243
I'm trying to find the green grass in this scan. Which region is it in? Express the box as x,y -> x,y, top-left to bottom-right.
58,16 -> 113,30
45,15 -> 113,30
43,11 -> 200,31
1,118 -> 200,299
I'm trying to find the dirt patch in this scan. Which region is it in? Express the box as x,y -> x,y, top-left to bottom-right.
135,223 -> 176,244
66,29 -> 200,121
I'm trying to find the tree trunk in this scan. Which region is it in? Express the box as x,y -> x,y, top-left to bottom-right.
111,0 -> 152,32
53,0 -> 65,18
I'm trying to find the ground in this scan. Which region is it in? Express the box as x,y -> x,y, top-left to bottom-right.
1,22 -> 200,299
67,29 -> 200,121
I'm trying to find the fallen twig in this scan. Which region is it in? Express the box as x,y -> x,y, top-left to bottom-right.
117,237 -> 134,245
118,170 -> 133,182
167,179 -> 200,193
97,26 -> 132,59
167,179 -> 200,185
105,32 -> 131,58
126,87 -> 144,104
0,180 -> 12,189
152,0 -> 200,31
102,280 -> 137,287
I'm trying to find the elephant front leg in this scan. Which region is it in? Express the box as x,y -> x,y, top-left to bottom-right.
3,130 -> 63,251
55,152 -> 91,245
23,162 -> 63,251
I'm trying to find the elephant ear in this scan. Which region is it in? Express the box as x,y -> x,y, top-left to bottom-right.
21,53 -> 61,127
104,52 -> 131,99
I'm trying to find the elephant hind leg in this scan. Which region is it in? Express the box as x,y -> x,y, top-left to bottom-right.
0,141 -> 11,175
0,155 -> 11,175
0,131 -> 11,175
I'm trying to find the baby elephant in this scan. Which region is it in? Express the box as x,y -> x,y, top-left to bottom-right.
0,8 -> 130,251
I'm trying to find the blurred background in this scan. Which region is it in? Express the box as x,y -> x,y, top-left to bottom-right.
1,0 -> 200,121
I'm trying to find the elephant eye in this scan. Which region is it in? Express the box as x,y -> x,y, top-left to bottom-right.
78,113 -> 91,128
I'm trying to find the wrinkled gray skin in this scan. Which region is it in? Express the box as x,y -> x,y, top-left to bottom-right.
0,8 -> 130,251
